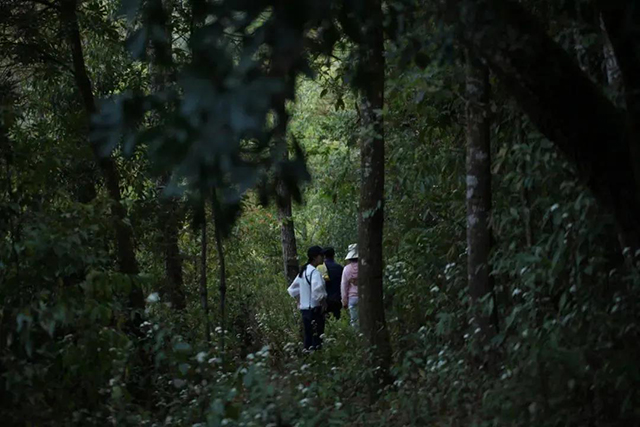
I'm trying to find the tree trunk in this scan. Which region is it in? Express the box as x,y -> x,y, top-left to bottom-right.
465,52 -> 496,344
599,1 -> 640,214
447,0 -> 640,252
200,204 -> 211,344
159,176 -> 186,310
599,14 -> 622,90
357,0 -> 392,394
211,192 -> 227,356
150,0 -> 186,310
60,0 -> 144,313
269,8 -> 302,285
277,179 -> 299,284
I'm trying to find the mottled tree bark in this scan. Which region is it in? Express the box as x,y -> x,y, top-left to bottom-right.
61,0 -> 144,314
446,0 -> 640,252
358,0 -> 392,393
465,52 -> 496,344
599,14 -> 622,90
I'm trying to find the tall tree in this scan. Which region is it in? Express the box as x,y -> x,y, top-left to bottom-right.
211,191 -> 227,355
276,176 -> 299,284
446,0 -> 640,252
270,4 -> 304,285
60,0 -> 144,315
159,177 -> 187,310
598,0 -> 640,195
357,0 -> 392,392
150,0 -> 186,310
600,14 -> 622,91
465,52 -> 496,344
199,203 -> 211,344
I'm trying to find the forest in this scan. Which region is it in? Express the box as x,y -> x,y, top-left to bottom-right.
2,0 -> 640,425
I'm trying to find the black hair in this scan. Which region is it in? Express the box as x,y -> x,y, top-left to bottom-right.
323,247 -> 335,259
298,246 -> 324,278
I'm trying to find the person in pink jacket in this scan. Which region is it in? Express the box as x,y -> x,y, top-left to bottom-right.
341,243 -> 359,329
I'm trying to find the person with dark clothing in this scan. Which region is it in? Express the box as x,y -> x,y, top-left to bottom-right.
321,247 -> 344,320
287,246 -> 327,351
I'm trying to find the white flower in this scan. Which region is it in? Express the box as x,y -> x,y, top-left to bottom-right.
550,204 -> 559,212
512,288 -> 522,296
146,292 -> 160,303
195,352 -> 206,363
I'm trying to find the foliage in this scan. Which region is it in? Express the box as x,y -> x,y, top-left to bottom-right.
1,0 -> 640,426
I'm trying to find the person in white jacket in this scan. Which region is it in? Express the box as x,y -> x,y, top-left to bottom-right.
288,246 -> 327,350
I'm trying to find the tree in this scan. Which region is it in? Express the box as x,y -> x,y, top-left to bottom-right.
199,203 -> 211,344
149,0 -> 187,310
465,52 -> 497,345
60,0 -> 144,318
268,3 -> 307,285
276,173 -> 299,284
446,0 -> 640,253
355,0 -> 392,392
211,191 -> 227,355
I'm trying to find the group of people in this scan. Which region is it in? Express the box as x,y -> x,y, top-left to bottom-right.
287,244 -> 359,351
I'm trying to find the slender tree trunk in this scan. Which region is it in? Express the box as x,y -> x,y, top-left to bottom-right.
200,204 -> 211,344
600,14 -> 622,91
60,0 -> 144,314
159,176 -> 186,309
150,0 -> 186,310
446,0 -> 640,253
358,0 -> 392,394
277,181 -> 299,284
269,7 -> 302,285
465,52 -> 496,344
211,192 -> 227,356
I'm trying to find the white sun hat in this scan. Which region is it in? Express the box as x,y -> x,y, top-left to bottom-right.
345,243 -> 358,260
